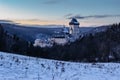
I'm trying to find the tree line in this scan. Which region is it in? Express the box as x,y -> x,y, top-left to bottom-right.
0,23 -> 120,62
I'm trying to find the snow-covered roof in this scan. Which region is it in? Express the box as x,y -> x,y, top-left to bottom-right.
52,33 -> 66,38
69,18 -> 80,25
63,27 -> 69,33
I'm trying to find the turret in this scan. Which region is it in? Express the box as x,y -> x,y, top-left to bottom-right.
69,18 -> 80,39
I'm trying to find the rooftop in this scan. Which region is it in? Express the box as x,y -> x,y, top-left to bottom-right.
69,18 -> 80,25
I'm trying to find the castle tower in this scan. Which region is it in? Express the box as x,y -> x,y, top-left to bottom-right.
69,18 -> 80,39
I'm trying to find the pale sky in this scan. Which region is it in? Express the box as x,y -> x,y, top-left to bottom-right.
0,0 -> 120,26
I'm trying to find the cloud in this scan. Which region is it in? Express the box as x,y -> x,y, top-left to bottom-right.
64,13 -> 73,17
66,14 -> 120,19
44,0 -> 60,4
0,20 -> 14,23
20,19 -> 49,22
44,0 -> 66,4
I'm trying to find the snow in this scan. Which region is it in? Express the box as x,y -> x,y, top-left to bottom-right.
33,39 -> 53,48
0,52 -> 120,80
69,18 -> 80,25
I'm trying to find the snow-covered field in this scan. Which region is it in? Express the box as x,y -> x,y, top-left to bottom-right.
0,52 -> 120,80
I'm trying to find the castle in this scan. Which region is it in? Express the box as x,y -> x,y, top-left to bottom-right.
33,18 -> 81,47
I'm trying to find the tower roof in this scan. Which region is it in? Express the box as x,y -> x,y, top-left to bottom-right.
69,18 -> 80,25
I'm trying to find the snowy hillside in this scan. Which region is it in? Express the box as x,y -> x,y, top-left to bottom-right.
0,52 -> 120,80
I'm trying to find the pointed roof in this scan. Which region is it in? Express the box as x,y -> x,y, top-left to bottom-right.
69,18 -> 80,25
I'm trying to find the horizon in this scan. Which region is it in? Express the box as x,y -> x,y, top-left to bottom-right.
0,0 -> 120,26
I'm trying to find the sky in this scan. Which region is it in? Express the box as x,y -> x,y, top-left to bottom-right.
0,0 -> 120,26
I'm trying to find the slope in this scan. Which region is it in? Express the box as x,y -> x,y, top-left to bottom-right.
0,52 -> 120,80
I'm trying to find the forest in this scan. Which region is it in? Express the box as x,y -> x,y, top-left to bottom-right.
0,23 -> 120,62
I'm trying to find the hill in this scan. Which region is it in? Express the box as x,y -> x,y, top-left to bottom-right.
0,23 -> 120,62
0,51 -> 120,80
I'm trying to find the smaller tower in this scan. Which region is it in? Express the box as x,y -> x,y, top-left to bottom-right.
69,18 -> 80,39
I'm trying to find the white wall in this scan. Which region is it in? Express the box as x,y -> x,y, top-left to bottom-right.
52,38 -> 68,45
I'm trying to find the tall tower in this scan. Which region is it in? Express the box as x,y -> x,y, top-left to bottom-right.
69,18 -> 80,39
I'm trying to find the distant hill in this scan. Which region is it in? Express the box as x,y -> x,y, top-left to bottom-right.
1,23 -> 98,42
1,23 -> 64,42
0,23 -> 120,62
